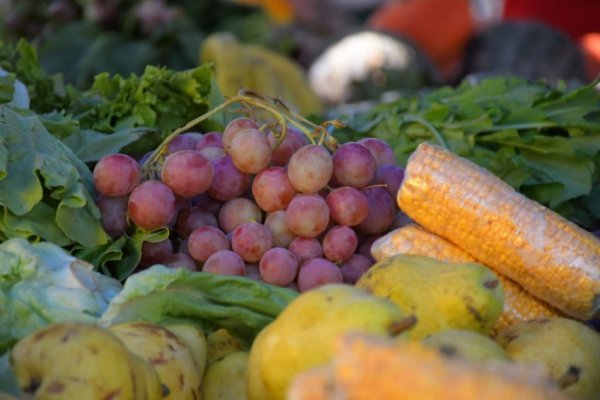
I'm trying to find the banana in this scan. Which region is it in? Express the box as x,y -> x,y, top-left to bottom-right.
163,323 -> 208,379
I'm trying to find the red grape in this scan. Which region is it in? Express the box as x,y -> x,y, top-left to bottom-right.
285,194 -> 330,238
223,118 -> 259,150
218,198 -> 263,233
296,258 -> 343,292
176,206 -> 219,236
267,126 -> 308,166
96,195 -> 129,238
356,187 -> 395,235
340,254 -> 373,284
168,133 -> 201,153
203,250 -> 246,276
326,186 -> 369,226
128,180 -> 177,230
252,167 -> 296,212
287,144 -> 333,193
371,163 -> 404,199
229,128 -> 272,174
264,211 -> 296,248
93,153 -> 141,197
259,247 -> 298,286
161,150 -> 213,198
163,252 -> 197,271
195,131 -> 224,150
198,146 -> 226,161
288,237 -> 323,265
357,137 -> 396,167
192,193 -> 222,215
187,225 -> 229,262
357,235 -> 381,263
322,225 -> 358,263
207,156 -> 250,201
231,222 -> 273,262
140,239 -> 173,267
332,142 -> 377,188
392,211 -> 413,229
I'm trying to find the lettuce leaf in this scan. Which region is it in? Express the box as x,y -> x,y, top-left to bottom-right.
98,265 -> 298,348
0,239 -> 122,354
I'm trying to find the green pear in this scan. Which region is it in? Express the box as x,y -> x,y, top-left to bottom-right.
356,254 -> 504,339
496,317 -> 600,400
422,329 -> 510,362
202,351 -> 249,400
246,284 -> 412,400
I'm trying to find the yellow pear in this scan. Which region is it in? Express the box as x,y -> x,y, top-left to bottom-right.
356,254 -> 504,338
202,351 -> 249,400
10,322 -> 163,399
246,283 -> 412,400
422,329 -> 510,362
496,317 -> 600,400
109,321 -> 202,400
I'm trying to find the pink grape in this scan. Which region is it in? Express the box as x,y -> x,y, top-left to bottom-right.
332,142 -> 377,188
198,146 -> 226,161
296,258 -> 343,292
93,153 -> 141,197
371,163 -> 405,199
218,198 -> 263,233
229,128 -> 272,174
231,222 -> 273,262
288,237 -> 323,265
207,156 -> 250,201
176,206 -> 219,236
203,250 -> 246,276
96,195 -> 129,238
326,186 -> 369,226
287,144 -> 333,193
192,193 -> 222,215
187,225 -> 229,262
128,180 -> 177,230
356,187 -> 395,235
223,118 -> 259,149
357,137 -> 396,167
252,167 -> 296,212
161,150 -> 213,198
285,194 -> 330,238
168,133 -> 201,153
340,254 -> 373,284
163,253 -> 197,271
140,239 -> 173,267
322,225 -> 358,263
259,247 -> 298,286
195,131 -> 224,150
267,126 -> 308,166
264,211 -> 296,248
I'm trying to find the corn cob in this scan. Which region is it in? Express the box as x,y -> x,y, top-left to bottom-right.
397,142 -> 600,320
371,223 -> 563,331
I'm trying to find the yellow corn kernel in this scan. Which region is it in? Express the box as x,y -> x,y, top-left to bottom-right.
397,142 -> 600,320
371,223 -> 563,330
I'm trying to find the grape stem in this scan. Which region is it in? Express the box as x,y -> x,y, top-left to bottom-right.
141,92 -> 341,179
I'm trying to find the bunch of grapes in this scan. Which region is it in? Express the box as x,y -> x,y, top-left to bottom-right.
93,99 -> 409,292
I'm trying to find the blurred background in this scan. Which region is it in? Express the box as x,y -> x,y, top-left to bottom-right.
1,0 -> 599,113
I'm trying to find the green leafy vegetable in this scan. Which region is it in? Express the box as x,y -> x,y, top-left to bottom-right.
340,77 -> 600,228
0,106 -> 109,247
0,238 -> 122,354
98,265 -> 298,348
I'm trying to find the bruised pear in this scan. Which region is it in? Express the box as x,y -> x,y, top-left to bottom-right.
10,322 -> 163,399
422,329 -> 510,362
356,254 -> 504,338
246,284 -> 412,400
496,317 -> 600,400
203,351 -> 249,400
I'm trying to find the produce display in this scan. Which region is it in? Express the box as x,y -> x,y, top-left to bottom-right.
1,35 -> 600,400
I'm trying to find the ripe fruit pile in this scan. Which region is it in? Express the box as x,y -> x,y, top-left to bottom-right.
92,95 -> 407,291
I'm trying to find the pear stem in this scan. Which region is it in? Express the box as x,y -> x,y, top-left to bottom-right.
388,315 -> 417,337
